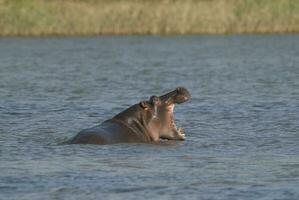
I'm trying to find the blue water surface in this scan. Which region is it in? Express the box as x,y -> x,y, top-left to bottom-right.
0,35 -> 299,200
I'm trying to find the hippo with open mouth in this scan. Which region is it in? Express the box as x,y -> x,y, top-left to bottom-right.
67,87 -> 191,145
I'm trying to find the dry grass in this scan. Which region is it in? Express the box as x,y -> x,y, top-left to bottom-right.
0,0 -> 298,36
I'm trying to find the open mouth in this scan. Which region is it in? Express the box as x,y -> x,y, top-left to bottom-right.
167,104 -> 176,127
159,87 -> 191,138
167,103 -> 183,134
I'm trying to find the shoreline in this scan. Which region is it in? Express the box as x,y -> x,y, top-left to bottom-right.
1,32 -> 298,38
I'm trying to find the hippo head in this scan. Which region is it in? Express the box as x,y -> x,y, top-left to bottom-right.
138,87 -> 191,141
111,87 -> 191,142
156,87 -> 191,140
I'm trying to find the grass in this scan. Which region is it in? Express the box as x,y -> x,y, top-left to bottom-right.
0,0 -> 298,36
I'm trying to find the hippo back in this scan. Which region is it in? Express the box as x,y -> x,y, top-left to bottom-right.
68,121 -> 150,144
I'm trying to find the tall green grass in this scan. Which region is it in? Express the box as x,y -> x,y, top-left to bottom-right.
0,0 -> 298,36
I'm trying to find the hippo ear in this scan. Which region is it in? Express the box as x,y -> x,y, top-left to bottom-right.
140,101 -> 150,111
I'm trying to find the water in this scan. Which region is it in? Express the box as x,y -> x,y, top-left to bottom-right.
0,35 -> 299,200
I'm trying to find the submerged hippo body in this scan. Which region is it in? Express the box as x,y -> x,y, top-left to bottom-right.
68,87 -> 191,145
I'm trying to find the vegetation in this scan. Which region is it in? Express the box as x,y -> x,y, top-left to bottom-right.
0,0 -> 298,36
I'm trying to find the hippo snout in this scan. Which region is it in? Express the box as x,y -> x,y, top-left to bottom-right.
175,87 -> 191,104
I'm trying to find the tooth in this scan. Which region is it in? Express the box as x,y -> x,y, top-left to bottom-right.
178,128 -> 185,135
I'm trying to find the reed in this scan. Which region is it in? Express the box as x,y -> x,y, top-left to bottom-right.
0,0 -> 298,36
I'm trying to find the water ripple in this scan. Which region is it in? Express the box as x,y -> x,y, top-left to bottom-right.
1,35 -> 299,200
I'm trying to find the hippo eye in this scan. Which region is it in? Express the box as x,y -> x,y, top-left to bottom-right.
150,96 -> 157,102
150,96 -> 161,105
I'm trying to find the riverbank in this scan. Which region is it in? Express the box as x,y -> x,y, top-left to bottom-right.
0,0 -> 298,36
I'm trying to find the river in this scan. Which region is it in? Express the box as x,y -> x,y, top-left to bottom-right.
0,35 -> 299,199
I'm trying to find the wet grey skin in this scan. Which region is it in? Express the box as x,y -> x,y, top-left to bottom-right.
67,87 -> 191,145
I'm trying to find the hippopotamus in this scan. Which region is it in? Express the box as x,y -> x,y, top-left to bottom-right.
67,87 -> 191,145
